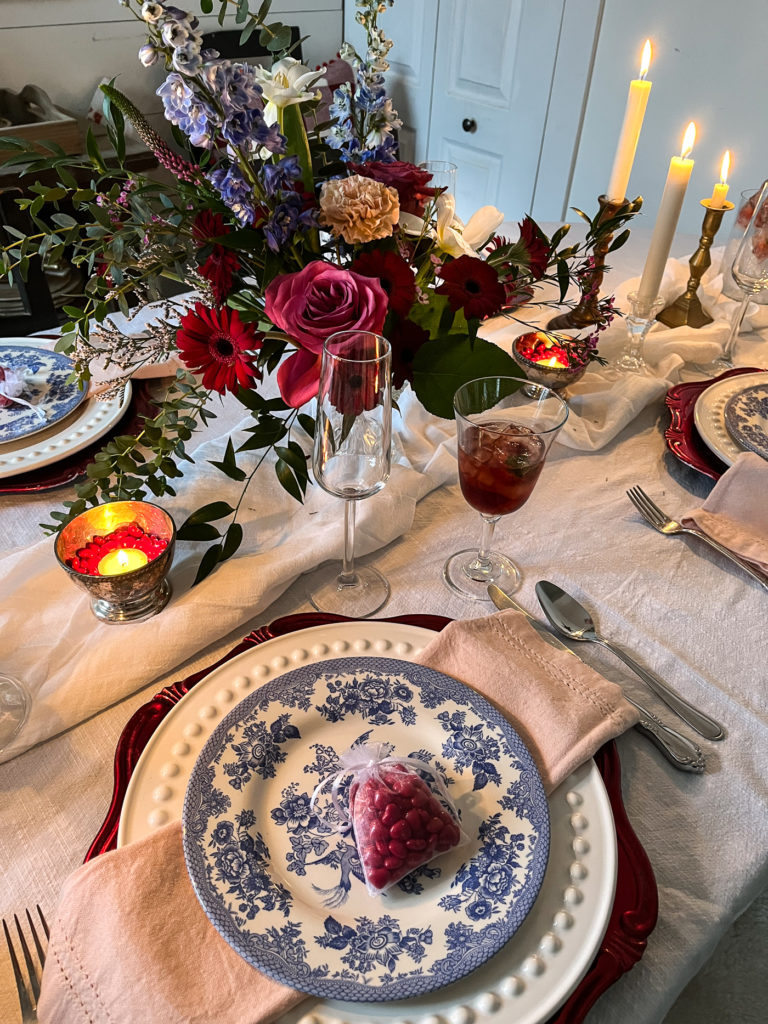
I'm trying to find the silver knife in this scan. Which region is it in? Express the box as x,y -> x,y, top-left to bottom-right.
487,584 -> 705,773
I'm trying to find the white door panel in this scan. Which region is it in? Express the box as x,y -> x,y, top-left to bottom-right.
428,0 -> 566,222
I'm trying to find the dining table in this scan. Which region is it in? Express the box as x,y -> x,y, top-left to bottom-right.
1,225 -> 766,1024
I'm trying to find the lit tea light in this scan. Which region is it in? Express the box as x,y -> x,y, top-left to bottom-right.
97,548 -> 150,576
517,332 -> 571,368
55,501 -> 176,624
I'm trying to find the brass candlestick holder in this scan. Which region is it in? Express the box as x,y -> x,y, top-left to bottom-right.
656,198 -> 735,328
548,194 -> 640,331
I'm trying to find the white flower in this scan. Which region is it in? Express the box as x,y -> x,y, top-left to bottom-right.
141,2 -> 164,22
254,57 -> 327,125
399,193 -> 504,259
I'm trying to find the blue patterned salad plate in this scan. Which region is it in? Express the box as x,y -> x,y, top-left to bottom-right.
0,343 -> 85,443
724,382 -> 768,460
182,656 -> 550,1001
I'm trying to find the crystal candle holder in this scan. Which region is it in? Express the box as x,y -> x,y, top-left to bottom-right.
55,500 -> 176,623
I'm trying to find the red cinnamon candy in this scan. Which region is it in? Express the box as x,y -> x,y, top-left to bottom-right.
312,742 -> 467,896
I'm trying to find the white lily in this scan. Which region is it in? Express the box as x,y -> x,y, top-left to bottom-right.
254,57 -> 327,126
399,193 -> 504,258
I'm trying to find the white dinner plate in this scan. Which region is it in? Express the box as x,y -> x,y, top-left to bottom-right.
694,371 -> 768,467
119,621 -> 617,1024
0,343 -> 131,479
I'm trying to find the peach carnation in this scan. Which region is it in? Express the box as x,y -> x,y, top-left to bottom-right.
318,174 -> 399,244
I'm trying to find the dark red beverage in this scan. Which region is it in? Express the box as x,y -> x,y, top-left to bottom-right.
458,419 -> 546,516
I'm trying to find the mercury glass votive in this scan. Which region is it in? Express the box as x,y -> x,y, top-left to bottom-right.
511,332 -> 589,391
55,500 -> 176,623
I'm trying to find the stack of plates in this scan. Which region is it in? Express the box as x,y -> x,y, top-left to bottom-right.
0,338 -> 130,480
117,620 -> 620,1024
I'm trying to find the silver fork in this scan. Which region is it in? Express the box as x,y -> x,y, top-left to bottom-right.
627,485 -> 768,592
2,906 -> 49,1023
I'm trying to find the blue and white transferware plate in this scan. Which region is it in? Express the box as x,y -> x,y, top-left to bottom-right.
182,657 -> 549,1001
724,383 -> 768,460
0,343 -> 85,443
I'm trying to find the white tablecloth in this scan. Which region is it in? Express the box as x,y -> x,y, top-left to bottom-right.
1,230 -> 767,1024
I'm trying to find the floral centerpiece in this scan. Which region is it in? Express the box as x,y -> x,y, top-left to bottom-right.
0,0 -> 637,580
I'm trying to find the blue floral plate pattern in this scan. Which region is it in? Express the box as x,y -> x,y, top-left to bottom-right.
724,383 -> 768,460
182,656 -> 550,1002
0,343 -> 85,443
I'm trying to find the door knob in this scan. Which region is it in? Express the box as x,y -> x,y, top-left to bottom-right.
462,118 -> 477,133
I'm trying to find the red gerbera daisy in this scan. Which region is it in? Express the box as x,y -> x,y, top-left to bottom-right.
349,250 -> 416,318
435,255 -> 506,319
177,303 -> 261,394
192,211 -> 239,305
389,317 -> 430,388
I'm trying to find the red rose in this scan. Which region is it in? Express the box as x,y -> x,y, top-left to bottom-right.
350,160 -> 435,216
264,261 -> 389,407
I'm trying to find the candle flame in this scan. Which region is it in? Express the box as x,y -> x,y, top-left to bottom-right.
680,122 -> 696,160
720,150 -> 730,185
639,39 -> 652,80
117,550 -> 130,568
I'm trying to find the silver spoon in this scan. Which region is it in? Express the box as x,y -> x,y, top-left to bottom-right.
535,580 -> 725,742
488,584 -> 706,773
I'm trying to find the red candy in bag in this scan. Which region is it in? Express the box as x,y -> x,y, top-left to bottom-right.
313,742 -> 467,896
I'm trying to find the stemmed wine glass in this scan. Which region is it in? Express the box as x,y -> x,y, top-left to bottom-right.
444,377 -> 568,601
695,180 -> 768,376
307,330 -> 392,617
0,673 -> 30,753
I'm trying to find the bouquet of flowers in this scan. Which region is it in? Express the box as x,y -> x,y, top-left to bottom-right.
0,0 -> 635,580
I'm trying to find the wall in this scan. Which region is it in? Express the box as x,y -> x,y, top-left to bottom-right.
567,0 -> 767,234
0,0 -> 342,131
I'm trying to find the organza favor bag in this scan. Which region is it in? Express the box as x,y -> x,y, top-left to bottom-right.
312,742 -> 468,896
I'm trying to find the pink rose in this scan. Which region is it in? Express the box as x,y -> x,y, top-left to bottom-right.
265,261 -> 389,407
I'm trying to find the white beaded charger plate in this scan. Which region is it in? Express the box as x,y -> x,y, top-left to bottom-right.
118,621 -> 617,1024
694,371 -> 768,467
0,339 -> 131,478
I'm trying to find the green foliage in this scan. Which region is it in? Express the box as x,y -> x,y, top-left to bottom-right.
411,336 -> 523,420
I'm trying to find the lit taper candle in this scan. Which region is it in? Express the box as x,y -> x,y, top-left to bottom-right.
607,39 -> 652,203
637,121 -> 696,307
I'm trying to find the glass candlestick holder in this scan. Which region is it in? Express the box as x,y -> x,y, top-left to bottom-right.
615,291 -> 664,372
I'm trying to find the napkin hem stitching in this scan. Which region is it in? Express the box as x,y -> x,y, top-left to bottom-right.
489,615 -> 624,722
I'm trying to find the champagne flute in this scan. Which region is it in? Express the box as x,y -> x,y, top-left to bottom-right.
695,180 -> 768,376
0,673 -> 30,753
307,330 -> 392,617
444,377 -> 568,601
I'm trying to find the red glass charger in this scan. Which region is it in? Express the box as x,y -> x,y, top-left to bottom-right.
664,366 -> 764,481
86,611 -> 658,1024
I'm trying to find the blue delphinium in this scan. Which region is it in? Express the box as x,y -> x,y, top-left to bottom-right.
208,164 -> 256,226
327,0 -> 401,163
261,155 -> 302,199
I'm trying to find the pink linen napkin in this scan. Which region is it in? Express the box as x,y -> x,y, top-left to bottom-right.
682,451 -> 768,573
38,610 -> 638,1024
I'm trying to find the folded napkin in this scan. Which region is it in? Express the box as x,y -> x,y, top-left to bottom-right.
37,610 -> 638,1024
0,387 -> 455,764
682,451 -> 768,573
